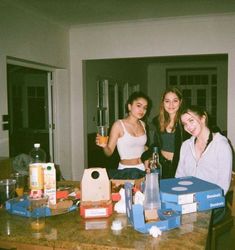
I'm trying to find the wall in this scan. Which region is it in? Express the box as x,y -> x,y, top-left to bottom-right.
0,2 -> 71,179
85,59 -> 148,133
147,58 -> 228,131
70,14 -> 235,180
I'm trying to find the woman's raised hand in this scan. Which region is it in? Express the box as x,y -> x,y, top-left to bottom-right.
96,133 -> 108,148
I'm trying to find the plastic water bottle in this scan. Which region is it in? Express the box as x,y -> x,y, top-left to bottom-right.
29,143 -> 46,198
29,143 -> 46,163
143,172 -> 161,210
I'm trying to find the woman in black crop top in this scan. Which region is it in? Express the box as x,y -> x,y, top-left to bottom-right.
142,87 -> 189,178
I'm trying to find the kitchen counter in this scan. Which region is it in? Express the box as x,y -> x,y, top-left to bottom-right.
0,207 -> 211,250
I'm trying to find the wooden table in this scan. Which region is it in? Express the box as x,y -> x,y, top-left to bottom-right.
0,207 -> 211,250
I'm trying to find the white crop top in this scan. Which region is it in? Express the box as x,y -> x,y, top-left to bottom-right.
117,120 -> 147,160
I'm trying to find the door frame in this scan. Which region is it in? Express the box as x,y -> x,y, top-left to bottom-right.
6,57 -> 55,161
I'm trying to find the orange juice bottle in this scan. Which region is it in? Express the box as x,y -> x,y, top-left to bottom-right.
29,163 -> 44,190
29,143 -> 46,198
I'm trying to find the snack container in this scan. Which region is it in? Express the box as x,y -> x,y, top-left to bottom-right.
160,176 -> 223,204
43,163 -> 56,205
162,196 -> 225,214
80,168 -> 113,218
124,182 -> 181,234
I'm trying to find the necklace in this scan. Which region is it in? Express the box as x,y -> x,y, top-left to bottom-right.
125,119 -> 143,136
195,130 -> 213,153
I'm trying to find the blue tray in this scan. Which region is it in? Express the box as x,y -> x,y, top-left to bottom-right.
5,195 -> 77,217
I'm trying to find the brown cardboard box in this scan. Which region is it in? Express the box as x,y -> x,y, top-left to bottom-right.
80,168 -> 112,218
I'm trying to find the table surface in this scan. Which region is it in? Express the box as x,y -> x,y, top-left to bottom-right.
0,206 -> 211,250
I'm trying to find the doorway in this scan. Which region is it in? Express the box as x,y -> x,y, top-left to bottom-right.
7,64 -> 53,161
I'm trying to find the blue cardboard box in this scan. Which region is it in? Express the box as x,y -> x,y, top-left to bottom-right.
197,196 -> 225,211
160,176 -> 223,205
124,182 -> 181,234
162,195 -> 225,214
161,201 -> 197,214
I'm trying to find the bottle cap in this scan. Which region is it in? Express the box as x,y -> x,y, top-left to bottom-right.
34,143 -> 40,148
153,147 -> 158,153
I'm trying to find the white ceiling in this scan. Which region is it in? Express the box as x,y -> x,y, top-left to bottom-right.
4,0 -> 235,27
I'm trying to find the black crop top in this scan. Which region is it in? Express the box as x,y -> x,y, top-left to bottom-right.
160,131 -> 175,153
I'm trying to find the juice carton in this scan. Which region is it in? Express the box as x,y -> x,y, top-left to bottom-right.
43,163 -> 56,205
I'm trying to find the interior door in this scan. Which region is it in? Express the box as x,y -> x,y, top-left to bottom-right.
7,64 -> 53,161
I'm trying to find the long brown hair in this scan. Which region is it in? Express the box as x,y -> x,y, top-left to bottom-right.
158,87 -> 183,132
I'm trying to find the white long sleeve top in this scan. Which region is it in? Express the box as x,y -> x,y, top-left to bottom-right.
175,132 -> 232,194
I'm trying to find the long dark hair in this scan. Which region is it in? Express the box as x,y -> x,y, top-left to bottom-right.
181,105 -> 222,133
125,91 -> 152,117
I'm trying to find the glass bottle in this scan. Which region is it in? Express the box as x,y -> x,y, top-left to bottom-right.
149,146 -> 162,180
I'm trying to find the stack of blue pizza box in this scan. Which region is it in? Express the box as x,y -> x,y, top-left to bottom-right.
160,176 -> 225,214
124,182 -> 181,234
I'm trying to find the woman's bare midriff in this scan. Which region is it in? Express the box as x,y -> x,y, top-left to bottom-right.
161,150 -> 174,161
120,158 -> 142,165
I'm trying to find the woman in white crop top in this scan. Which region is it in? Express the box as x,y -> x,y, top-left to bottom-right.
96,91 -> 151,172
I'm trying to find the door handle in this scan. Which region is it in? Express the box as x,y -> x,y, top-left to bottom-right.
2,114 -> 9,130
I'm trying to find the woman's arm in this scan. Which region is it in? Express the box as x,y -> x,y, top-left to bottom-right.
216,139 -> 232,194
96,121 -> 121,157
175,142 -> 188,178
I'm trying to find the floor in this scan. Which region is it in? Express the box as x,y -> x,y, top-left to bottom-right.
217,217 -> 235,250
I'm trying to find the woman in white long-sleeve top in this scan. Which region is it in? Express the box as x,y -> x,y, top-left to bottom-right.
175,105 -> 232,194
175,105 -> 233,225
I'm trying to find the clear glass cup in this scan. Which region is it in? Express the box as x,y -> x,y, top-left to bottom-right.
0,179 -> 16,206
97,126 -> 108,144
11,172 -> 25,197
29,196 -> 48,231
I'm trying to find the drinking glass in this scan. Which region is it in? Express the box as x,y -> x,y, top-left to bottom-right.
11,172 -> 25,197
29,196 -> 48,231
97,126 -> 108,145
0,179 -> 16,206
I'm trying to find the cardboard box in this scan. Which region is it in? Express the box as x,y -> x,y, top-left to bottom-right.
160,176 -> 223,204
161,201 -> 197,215
197,196 -> 225,211
162,195 -> 225,214
80,168 -> 113,218
124,182 -> 181,234
80,200 -> 112,218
